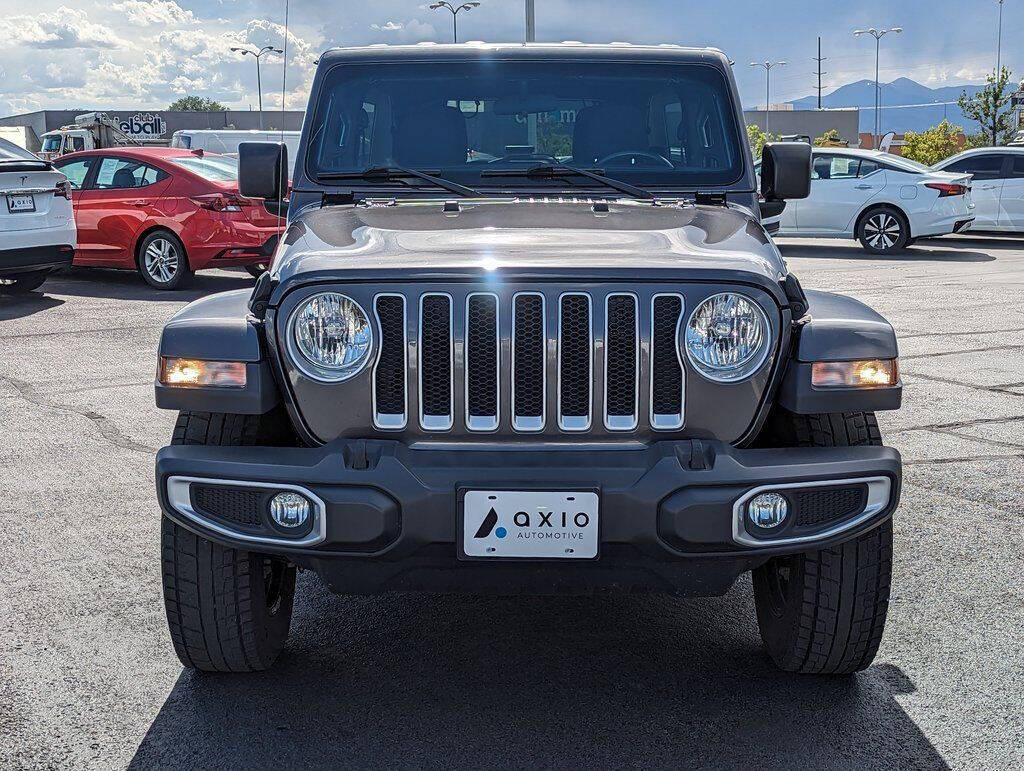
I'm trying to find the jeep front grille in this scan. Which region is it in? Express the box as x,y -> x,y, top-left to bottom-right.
371,287 -> 687,434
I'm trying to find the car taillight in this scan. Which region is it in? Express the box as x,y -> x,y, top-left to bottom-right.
190,193 -> 248,212
54,180 -> 72,200
925,182 -> 967,197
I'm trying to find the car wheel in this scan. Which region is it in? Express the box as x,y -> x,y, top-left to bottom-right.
245,263 -> 270,279
752,411 -> 893,674
138,231 -> 193,290
0,271 -> 48,295
857,207 -> 910,253
162,410 -> 297,672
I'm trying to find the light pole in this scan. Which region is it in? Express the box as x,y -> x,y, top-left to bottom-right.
853,27 -> 902,149
231,45 -> 283,130
996,0 -> 1005,75
429,2 -> 480,43
749,61 -> 786,135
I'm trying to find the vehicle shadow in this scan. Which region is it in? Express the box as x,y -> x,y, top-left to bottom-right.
777,242 -> 996,263
0,292 -> 65,321
46,267 -> 253,302
128,575 -> 947,768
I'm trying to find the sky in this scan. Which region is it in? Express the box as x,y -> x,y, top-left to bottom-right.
0,0 -> 1014,117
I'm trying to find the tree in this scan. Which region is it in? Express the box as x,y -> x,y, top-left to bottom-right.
958,66 -> 1015,146
168,96 -> 227,112
813,128 -> 843,146
746,123 -> 777,158
901,120 -> 965,166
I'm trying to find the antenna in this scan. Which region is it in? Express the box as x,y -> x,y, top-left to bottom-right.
813,36 -> 827,109
276,0 -> 290,246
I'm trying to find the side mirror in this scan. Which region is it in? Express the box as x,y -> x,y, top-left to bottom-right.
238,142 -> 288,200
761,141 -> 812,201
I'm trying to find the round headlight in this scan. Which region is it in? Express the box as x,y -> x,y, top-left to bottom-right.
685,293 -> 770,382
289,292 -> 372,381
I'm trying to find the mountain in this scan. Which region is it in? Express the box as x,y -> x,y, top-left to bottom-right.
786,77 -> 987,135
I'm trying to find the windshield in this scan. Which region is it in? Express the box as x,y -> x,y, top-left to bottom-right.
0,137 -> 42,162
41,135 -> 62,153
307,61 -> 744,191
169,154 -> 239,182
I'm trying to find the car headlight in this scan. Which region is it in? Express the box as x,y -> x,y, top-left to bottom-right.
684,293 -> 771,382
289,292 -> 372,382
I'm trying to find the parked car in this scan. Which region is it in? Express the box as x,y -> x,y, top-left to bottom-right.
153,43 -> 904,676
53,148 -> 282,289
0,137 -> 75,295
765,148 -> 974,252
932,147 -> 1024,232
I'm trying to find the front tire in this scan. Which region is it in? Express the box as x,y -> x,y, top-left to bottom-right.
857,206 -> 910,253
138,230 -> 193,290
752,411 -> 893,674
161,410 -> 296,672
0,271 -> 48,295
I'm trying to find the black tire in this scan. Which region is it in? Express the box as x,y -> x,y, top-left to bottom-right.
857,206 -> 910,253
161,410 -> 297,672
245,263 -> 270,279
752,411 -> 893,674
137,230 -> 193,290
0,271 -> 48,295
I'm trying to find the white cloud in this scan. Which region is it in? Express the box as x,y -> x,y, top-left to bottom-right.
110,0 -> 195,27
371,21 -> 405,32
369,17 -> 436,43
0,6 -> 127,49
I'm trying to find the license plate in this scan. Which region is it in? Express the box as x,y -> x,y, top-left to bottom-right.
462,490 -> 599,559
6,194 -> 35,213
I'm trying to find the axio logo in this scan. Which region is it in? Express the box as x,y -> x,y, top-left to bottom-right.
472,508 -> 506,539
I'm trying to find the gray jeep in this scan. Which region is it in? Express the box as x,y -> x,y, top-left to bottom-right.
154,44 -> 902,674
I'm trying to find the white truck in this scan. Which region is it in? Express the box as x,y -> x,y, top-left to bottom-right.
38,112 -> 167,160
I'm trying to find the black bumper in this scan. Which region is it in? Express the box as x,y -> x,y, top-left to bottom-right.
156,439 -> 901,596
0,244 -> 74,276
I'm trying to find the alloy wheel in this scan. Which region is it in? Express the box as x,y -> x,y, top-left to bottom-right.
144,238 -> 179,284
863,213 -> 902,251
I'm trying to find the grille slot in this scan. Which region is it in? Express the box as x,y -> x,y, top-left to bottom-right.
465,293 -> 499,431
604,293 -> 639,430
191,485 -> 265,529
512,292 -> 546,431
650,294 -> 684,430
792,486 -> 868,528
419,293 -> 453,430
373,294 -> 407,429
558,293 -> 592,431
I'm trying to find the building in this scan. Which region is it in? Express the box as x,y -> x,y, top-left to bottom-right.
743,108 -> 860,147
0,110 -> 305,151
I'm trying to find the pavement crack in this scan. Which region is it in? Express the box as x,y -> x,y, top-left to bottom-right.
0,375 -> 156,455
899,369 -> 1024,397
904,453 -> 1024,466
901,343 -> 1024,360
891,415 -> 1024,434
925,427 -> 1024,452
898,326 -> 1024,340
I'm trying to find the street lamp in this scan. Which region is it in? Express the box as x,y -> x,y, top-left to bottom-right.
230,45 -> 283,130
853,27 -> 902,149
749,61 -> 786,135
429,2 -> 480,43
996,0 -> 1005,76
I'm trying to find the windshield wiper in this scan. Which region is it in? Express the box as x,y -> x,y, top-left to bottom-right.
317,166 -> 480,197
480,163 -> 656,200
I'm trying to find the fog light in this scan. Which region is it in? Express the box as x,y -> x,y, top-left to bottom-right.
270,492 -> 311,529
747,492 -> 788,529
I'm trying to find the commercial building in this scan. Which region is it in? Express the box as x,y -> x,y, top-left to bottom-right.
743,107 -> 860,147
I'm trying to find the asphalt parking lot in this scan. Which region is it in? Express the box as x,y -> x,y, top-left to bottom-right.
1,235 -> 1022,769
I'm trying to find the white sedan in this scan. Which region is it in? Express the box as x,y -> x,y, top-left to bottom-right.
933,147 -> 1024,232
768,148 -> 974,253
0,138 -> 76,294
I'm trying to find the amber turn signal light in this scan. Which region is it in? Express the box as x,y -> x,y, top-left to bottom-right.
159,357 -> 247,388
811,359 -> 898,388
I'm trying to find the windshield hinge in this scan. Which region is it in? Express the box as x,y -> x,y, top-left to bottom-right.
695,191 -> 727,206
321,191 -> 355,206
442,200 -> 461,214
359,197 -> 398,208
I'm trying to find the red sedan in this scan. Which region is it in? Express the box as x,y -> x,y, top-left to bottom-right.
54,147 -> 282,289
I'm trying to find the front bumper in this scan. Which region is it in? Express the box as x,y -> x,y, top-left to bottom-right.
156,439 -> 901,595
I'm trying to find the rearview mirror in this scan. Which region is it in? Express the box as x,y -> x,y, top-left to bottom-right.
760,142 -> 812,201
238,142 -> 288,200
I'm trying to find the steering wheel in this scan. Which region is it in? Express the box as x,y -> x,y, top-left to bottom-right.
597,150 -> 674,168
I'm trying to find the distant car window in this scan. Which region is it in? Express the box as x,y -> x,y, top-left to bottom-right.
69,136 -> 85,152
944,154 -> 1005,180
171,134 -> 191,149
93,157 -> 166,189
1011,156 -> 1024,178
55,157 -> 96,189
858,159 -> 881,177
168,155 -> 239,182
41,136 -> 62,153
812,154 -> 860,180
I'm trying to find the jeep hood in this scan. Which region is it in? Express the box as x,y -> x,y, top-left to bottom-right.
271,199 -> 787,288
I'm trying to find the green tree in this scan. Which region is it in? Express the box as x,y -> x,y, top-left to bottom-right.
813,128 -> 843,146
901,120 -> 965,165
168,96 -> 227,112
958,66 -> 1015,146
746,123 -> 777,158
